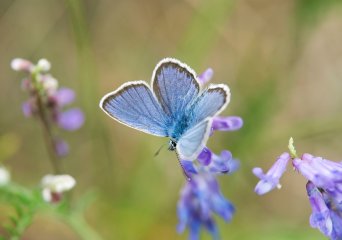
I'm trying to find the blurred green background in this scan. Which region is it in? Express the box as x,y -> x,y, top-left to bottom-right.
1,0 -> 342,239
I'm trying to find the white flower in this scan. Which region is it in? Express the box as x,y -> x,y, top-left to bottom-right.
11,58 -> 34,72
0,166 -> 10,186
37,59 -> 51,72
41,75 -> 58,94
41,174 -> 76,203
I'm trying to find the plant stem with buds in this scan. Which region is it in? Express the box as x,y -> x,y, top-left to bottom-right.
32,71 -> 62,174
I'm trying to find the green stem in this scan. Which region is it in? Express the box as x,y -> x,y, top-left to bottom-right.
31,71 -> 62,174
9,209 -> 35,240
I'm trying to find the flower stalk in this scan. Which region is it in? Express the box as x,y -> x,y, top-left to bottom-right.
34,83 -> 62,174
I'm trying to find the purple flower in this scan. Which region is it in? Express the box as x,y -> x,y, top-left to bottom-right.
323,192 -> 342,240
57,108 -> 84,131
306,182 -> 342,240
54,88 -> 75,107
197,147 -> 212,166
329,209 -> 342,240
293,154 -> 342,206
181,160 -> 199,175
306,181 -> 333,237
177,174 -> 235,240
197,68 -> 213,85
208,150 -> 239,174
182,148 -> 240,176
253,152 -> 291,195
54,139 -> 69,157
211,116 -> 243,133
253,138 -> 342,239
22,100 -> 35,117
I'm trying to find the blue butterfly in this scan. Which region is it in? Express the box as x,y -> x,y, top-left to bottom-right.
100,58 -> 230,162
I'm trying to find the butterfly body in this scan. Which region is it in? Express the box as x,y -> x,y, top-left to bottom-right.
100,58 -> 230,160
168,139 -> 177,151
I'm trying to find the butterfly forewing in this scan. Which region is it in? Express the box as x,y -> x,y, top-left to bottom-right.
152,58 -> 200,119
100,81 -> 168,137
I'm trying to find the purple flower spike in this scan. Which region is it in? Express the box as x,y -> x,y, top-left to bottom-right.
306,181 -> 333,237
197,68 -> 213,85
55,88 -> 75,107
212,116 -> 243,133
253,152 -> 291,195
57,108 -> 84,131
177,174 -> 235,239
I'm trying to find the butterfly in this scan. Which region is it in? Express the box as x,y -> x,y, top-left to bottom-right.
99,58 -> 230,164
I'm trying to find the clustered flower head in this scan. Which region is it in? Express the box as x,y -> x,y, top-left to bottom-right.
253,138 -> 342,240
41,174 -> 76,203
176,68 -> 243,240
11,58 -> 84,157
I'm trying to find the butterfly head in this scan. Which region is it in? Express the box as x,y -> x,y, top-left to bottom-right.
168,139 -> 177,151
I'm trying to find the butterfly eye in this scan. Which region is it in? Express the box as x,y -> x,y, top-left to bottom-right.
168,140 -> 177,151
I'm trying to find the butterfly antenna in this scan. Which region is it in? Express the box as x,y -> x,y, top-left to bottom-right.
154,143 -> 166,157
175,151 -> 192,182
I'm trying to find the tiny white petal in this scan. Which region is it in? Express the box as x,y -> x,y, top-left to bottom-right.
42,188 -> 52,202
11,59 -> 23,70
42,75 -> 58,93
37,59 -> 51,72
277,184 -> 282,189
41,174 -> 76,193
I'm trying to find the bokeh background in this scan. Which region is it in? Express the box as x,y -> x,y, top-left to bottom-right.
1,0 -> 342,239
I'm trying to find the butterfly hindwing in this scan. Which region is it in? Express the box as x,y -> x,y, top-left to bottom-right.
152,58 -> 200,119
176,84 -> 230,160
176,118 -> 212,160
189,84 -> 230,126
100,81 -> 168,137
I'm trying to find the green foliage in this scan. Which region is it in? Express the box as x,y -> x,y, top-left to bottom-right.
0,183 -> 101,240
296,0 -> 342,27
0,184 -> 37,239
